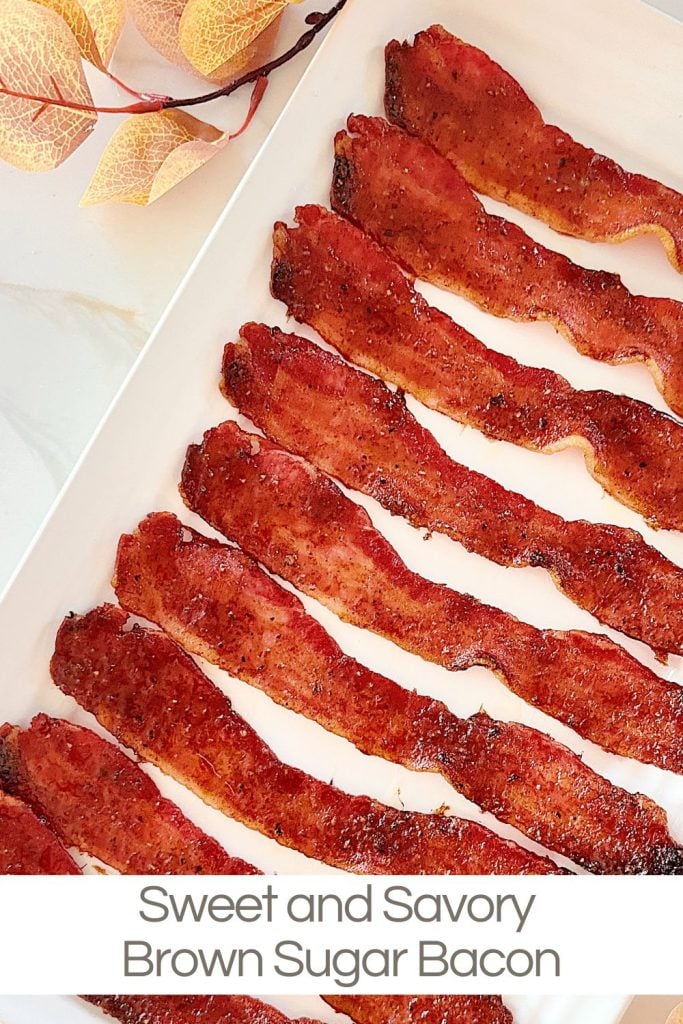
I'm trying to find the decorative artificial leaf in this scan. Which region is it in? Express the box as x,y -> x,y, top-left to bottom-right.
127,0 -> 299,82
0,0 -> 96,171
126,0 -> 193,71
81,109 -> 220,205
81,78 -> 267,206
32,0 -> 105,69
204,4 -> 281,83
146,129 -> 225,202
78,0 -> 125,65
178,0 -> 287,77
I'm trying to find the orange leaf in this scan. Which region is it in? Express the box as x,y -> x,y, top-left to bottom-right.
178,0 -> 286,77
78,0 -> 125,65
203,4 -> 281,83
126,0 -> 193,71
32,0 -> 105,69
80,108 -> 225,206
0,0 -> 96,171
81,78 -> 267,206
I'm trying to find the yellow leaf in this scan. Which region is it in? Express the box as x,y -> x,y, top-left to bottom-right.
178,0 -> 286,77
81,78 -> 266,205
80,108 -> 225,206
205,5 -> 281,82
0,0 -> 96,171
31,0 -> 105,69
147,133 -> 221,202
78,0 -> 125,64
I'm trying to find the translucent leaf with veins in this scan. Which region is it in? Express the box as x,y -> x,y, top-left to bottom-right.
179,0 -> 288,77
126,0 -> 191,72
78,0 -> 125,65
81,81 -> 265,206
32,0 -> 106,69
0,0 -> 96,171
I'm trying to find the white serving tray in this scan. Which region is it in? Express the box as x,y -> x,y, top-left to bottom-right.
0,0 -> 681,1018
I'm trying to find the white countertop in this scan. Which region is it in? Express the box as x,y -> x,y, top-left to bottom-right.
0,0 -> 327,592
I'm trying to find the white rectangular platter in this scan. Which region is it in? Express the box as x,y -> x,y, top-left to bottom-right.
0,0 -> 681,1020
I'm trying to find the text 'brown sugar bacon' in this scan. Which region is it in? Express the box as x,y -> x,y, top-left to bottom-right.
331,115 -> 683,418
271,205 -> 683,532
0,714 -> 257,876
223,322 -> 683,657
384,26 -> 683,272
102,508 -> 682,873
324,995 -> 513,1024
85,995 -> 323,1024
0,789 -> 80,874
54,598 -> 557,875
181,420 -> 683,775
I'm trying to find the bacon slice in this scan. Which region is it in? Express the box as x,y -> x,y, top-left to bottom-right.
0,715 -> 257,875
85,995 -> 322,1024
331,115 -> 683,418
271,204 -> 683,532
0,789 -> 80,874
223,322 -> 683,657
384,26 -> 683,274
53,600 -> 561,875
104,512 -> 682,873
324,996 -> 513,1024
180,420 -> 683,775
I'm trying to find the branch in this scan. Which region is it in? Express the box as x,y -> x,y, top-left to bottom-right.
164,0 -> 348,109
0,0 -> 349,115
104,69 -> 171,104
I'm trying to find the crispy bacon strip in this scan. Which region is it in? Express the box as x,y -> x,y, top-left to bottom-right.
85,995 -> 321,1024
324,996 -> 513,1024
0,715 -> 257,875
54,601 -> 561,875
272,204 -> 683,532
331,115 -> 683,418
0,789 -> 80,874
223,322 -> 683,657
104,511 -> 682,873
181,420 -> 683,775
384,26 -> 683,273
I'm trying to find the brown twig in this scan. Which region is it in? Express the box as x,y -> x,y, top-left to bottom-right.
0,0 -> 349,116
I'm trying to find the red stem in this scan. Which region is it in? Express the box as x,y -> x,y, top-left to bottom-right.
227,75 -> 268,139
0,85 -> 162,113
0,0 -> 348,116
104,69 -> 171,104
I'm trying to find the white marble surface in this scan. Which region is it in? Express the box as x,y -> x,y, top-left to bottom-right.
0,0 -> 328,593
